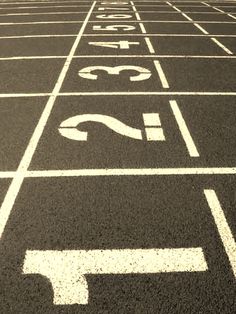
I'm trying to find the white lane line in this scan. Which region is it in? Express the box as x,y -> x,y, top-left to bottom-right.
0,1 -> 96,240
0,93 -> 51,97
167,0 -> 210,35
0,0 -> 94,5
135,12 -> 141,20
0,20 -> 84,25
0,56 -> 66,60
0,172 -> 15,178
166,1 -> 234,55
0,35 -> 76,39
0,0 -> 235,4
228,13 -> 236,20
73,55 -> 236,58
204,189 -> 236,278
0,5 -> 91,10
202,1 -> 211,6
26,167 -> 236,177
153,60 -> 169,89
23,248 -> 207,305
0,10 -> 231,14
144,37 -> 155,53
182,12 -> 193,21
194,23 -> 209,34
83,34 -> 236,37
139,22 -> 146,33
0,168 -> 236,178
169,100 -> 199,157
1,55 -> 236,60
203,1 -> 236,20
0,11 -> 88,16
1,91 -> 236,98
88,21 -> 236,23
211,37 -> 233,54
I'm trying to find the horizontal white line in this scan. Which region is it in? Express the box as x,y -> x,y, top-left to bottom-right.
0,93 -> 51,97
0,167 -> 234,179
0,1 -> 235,4
75,55 -> 236,58
0,172 -> 15,178
88,20 -> 236,23
0,56 -> 66,60
0,34 -> 77,39
0,20 -> 83,25
83,34 -> 236,37
0,5 -> 91,10
0,34 -> 235,39
0,11 -> 87,16
0,0 -> 96,5
1,20 -> 236,25
1,91 -> 236,98
25,167 -> 236,177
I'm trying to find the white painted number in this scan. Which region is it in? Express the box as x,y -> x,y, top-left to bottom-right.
23,248 -> 207,305
96,14 -> 132,19
88,40 -> 139,49
58,113 -> 165,142
93,25 -> 136,31
78,65 -> 151,81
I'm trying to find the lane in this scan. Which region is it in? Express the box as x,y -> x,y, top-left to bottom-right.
0,0 -> 235,313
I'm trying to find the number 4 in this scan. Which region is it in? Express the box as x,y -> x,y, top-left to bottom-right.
88,40 -> 139,49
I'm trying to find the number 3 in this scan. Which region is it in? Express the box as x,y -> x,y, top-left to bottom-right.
78,65 -> 151,81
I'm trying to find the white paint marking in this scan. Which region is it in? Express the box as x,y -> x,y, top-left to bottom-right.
182,12 -> 193,21
166,1 -> 211,36
0,11 -> 89,16
202,1 -> 236,20
135,12 -> 141,20
0,167 -> 225,179
153,60 -> 169,89
144,37 -> 155,53
0,56 -> 66,60
0,35 -> 76,39
23,248 -> 207,304
139,22 -> 146,33
0,20 -> 84,25
0,172 -> 15,178
211,37 -> 233,54
204,190 -> 236,278
169,100 -> 199,157
0,5 -> 90,10
228,13 -> 236,19
59,114 -> 143,141
83,34 -> 236,38
194,23 -> 209,34
0,93 -> 51,97
78,65 -> 151,81
24,167 -> 236,178
1,91 -> 236,98
0,1 -> 96,239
